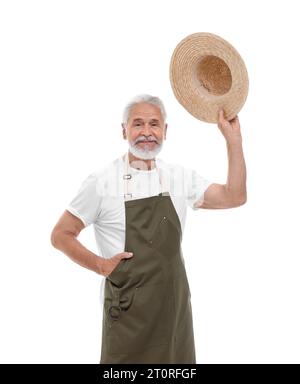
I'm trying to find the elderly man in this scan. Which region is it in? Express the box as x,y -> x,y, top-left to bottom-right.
50,94 -> 247,364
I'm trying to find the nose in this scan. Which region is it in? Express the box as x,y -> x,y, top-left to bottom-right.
141,124 -> 152,136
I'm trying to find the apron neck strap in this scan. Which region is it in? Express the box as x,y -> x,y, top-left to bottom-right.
123,151 -> 165,201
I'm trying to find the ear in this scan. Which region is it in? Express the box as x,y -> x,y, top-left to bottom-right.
164,123 -> 168,139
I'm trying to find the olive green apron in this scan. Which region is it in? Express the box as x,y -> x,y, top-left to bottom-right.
100,152 -> 196,363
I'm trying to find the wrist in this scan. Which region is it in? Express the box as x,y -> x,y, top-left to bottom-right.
95,256 -> 106,276
226,137 -> 243,148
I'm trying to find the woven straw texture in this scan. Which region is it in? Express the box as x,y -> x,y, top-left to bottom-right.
169,32 -> 249,123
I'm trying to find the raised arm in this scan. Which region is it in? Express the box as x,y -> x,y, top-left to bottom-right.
195,109 -> 247,209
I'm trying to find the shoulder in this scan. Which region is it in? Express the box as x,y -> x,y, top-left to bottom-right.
66,159 -> 122,226
85,156 -> 124,198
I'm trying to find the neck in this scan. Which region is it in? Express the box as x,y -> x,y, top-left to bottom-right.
127,151 -> 156,171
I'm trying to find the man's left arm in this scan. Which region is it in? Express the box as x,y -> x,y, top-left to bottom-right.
195,109 -> 247,209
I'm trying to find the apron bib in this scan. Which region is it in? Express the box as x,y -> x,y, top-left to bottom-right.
100,152 -> 196,363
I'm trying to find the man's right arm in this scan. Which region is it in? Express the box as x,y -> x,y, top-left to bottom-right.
50,210 -> 106,275
50,210 -> 134,276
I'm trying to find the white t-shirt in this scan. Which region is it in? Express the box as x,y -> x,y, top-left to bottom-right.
66,154 -> 213,307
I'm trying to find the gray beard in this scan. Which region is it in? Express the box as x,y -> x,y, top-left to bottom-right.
128,140 -> 163,160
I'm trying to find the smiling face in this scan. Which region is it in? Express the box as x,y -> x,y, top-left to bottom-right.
122,102 -> 168,162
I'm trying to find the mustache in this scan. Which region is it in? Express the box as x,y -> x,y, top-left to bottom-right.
134,136 -> 159,144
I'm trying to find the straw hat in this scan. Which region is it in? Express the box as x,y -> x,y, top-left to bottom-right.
169,32 -> 249,123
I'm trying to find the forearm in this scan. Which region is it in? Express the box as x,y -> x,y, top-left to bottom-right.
225,139 -> 247,202
52,233 -> 105,276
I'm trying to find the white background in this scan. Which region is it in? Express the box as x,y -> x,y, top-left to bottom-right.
1,0 -> 299,364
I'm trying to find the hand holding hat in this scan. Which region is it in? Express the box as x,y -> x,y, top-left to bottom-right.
217,108 -> 242,145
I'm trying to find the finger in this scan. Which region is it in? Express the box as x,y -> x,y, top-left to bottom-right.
229,115 -> 238,123
218,108 -> 227,124
115,252 -> 133,261
123,252 -> 134,258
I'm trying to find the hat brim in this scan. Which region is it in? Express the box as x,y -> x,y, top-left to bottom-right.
169,32 -> 249,123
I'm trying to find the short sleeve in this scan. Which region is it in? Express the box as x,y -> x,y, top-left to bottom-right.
66,173 -> 102,227
185,168 -> 213,210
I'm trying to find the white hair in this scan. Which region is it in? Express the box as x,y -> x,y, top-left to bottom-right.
122,94 -> 167,126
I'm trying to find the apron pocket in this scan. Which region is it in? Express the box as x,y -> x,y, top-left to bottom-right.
106,259 -> 128,286
107,281 -> 174,355
149,215 -> 181,257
